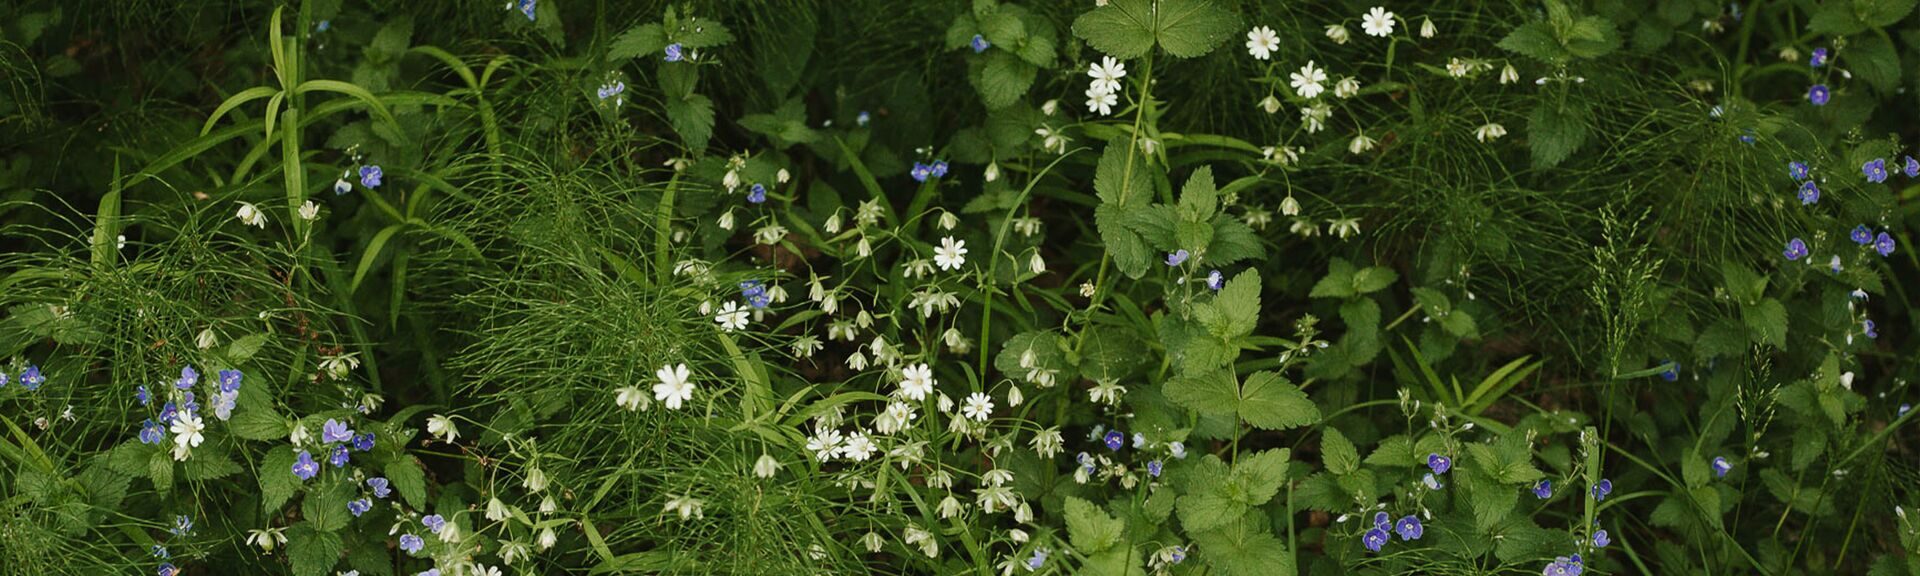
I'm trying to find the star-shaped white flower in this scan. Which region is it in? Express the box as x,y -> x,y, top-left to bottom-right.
1290,61 -> 1327,99
838,430 -> 877,462
1085,85 -> 1117,116
1474,123 -> 1507,143
714,301 -> 749,331
1362,7 -> 1396,37
170,412 -> 205,460
427,414 -> 458,443
1245,26 -> 1279,60
806,427 -> 844,462
614,385 -> 649,411
1087,56 -> 1127,94
961,392 -> 994,422
933,236 -> 968,270
653,363 -> 694,410
899,363 -> 936,401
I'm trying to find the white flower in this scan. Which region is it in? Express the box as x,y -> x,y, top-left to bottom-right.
1290,61 -> 1327,99
1474,123 -> 1507,143
665,495 -> 705,520
524,467 -> 548,493
427,414 -> 458,443
487,497 -> 510,521
860,532 -> 885,553
1446,58 -> 1470,77
938,495 -> 965,518
1087,56 -> 1127,94
806,427 -> 843,461
196,328 -> 218,350
1041,99 -> 1059,115
170,412 -> 205,460
934,237 -> 968,270
1030,428 -> 1064,459
904,524 -> 938,558
714,301 -> 749,331
754,453 -> 782,478
235,202 -> 267,228
1325,24 -> 1351,44
1334,77 -> 1361,98
245,527 -> 288,552
876,401 -> 919,434
537,527 -> 558,550
1361,7 -> 1396,37
1330,217 -> 1363,239
1500,64 -> 1519,84
961,392 -> 994,422
499,541 -> 531,565
299,200 -> 320,221
899,363 -> 936,401
838,430 -> 877,461
653,363 -> 694,410
1258,94 -> 1282,114
289,423 -> 311,447
1280,195 -> 1301,216
1245,26 -> 1279,60
1085,85 -> 1117,116
1035,126 -> 1070,154
1028,251 -> 1046,275
1348,133 -> 1377,155
1302,102 -> 1331,133
753,224 -> 788,245
1088,379 -> 1126,405
1420,17 -> 1437,38
717,209 -> 735,231
615,385 -> 650,411
984,162 -> 1001,183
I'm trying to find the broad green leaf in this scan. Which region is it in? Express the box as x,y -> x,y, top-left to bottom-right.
1096,205 -> 1151,279
149,450 -> 174,493
1094,140 -> 1151,206
1856,0 -> 1918,27
1310,258 -> 1358,299
1849,33 -> 1901,93
1365,435 -> 1416,467
972,51 -> 1037,109
1178,166 -> 1217,222
1152,0 -> 1242,58
1165,369 -> 1239,417
1239,371 -> 1319,430
1321,428 -> 1360,475
1562,16 -> 1620,59
305,478 -> 354,532
1497,21 -> 1567,63
183,451 -> 242,481
1808,2 -> 1868,35
386,456 -> 429,507
1064,496 -> 1125,553
1742,297 -> 1787,348
1529,102 -> 1588,168
231,407 -> 290,441
1189,514 -> 1294,576
262,446 -> 298,513
665,93 -> 716,153
1072,0 -> 1156,59
1211,270 -> 1260,339
608,23 -> 667,62
288,524 -> 344,576
226,333 -> 270,362
1718,261 -> 1766,304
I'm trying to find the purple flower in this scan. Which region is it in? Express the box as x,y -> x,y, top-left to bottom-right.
139,420 -> 165,444
349,497 -> 373,517
1907,156 -> 1919,177
1532,479 -> 1552,499
422,514 -> 446,534
18,365 -> 42,390
1797,181 -> 1819,205
1026,549 -> 1047,570
212,391 -> 237,421
180,392 -> 199,417
856,111 -> 872,127
353,432 -> 376,452
1591,478 -> 1613,501
747,183 -> 767,204
1811,47 -> 1829,67
158,401 -> 178,424
175,366 -> 199,390
1169,546 -> 1186,563
1428,454 -> 1452,475
1543,555 -> 1585,576
518,0 -> 536,21
1711,456 -> 1732,478
1363,527 -> 1390,552
1374,511 -> 1391,530
1875,232 -> 1896,257
1864,158 -> 1889,183
158,563 -> 178,576
1783,238 -> 1807,261
1147,460 -> 1163,477
929,161 -> 949,178
368,477 -> 392,499
399,533 -> 425,554
1853,225 -> 1875,245
1864,318 -> 1878,339
1739,129 -> 1756,145
1593,529 -> 1610,548
1788,161 -> 1809,181
1660,360 -> 1679,382
1165,250 -> 1190,267
664,43 -> 684,62
1422,473 -> 1445,490
329,444 -> 351,468
172,515 -> 193,535
971,34 -> 990,53
292,450 -> 320,481
596,81 -> 626,102
322,419 -> 354,444
1394,515 -> 1423,540
136,385 -> 151,405
910,162 -> 932,183
151,545 -> 168,558
1206,270 -> 1224,290
1104,430 -> 1124,451
1076,451 -> 1096,475
360,165 -> 384,189
1808,85 -> 1830,106
218,370 -> 243,394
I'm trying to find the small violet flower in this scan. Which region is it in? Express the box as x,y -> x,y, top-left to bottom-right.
1147,460 -> 1163,477
329,444 -> 351,468
1428,453 -> 1452,475
1660,360 -> 1679,382
518,0 -> 536,21
399,533 -> 425,554
1808,84 -> 1830,106
360,165 -> 383,189
971,34 -> 990,53
1363,527 -> 1390,552
1788,161 -> 1808,181
175,366 -> 198,390
19,365 -> 43,391
217,369 -> 242,393
322,419 -> 354,444
910,162 -> 933,183
1206,270 -> 1224,290
140,419 -> 166,444
368,477 -> 392,499
1422,473 -> 1444,490
1864,318 -> 1878,339
1712,456 -> 1732,478
136,385 -> 151,406
930,161 -> 948,178
1811,47 -> 1829,67
1906,156 -> 1919,178
1591,478 -> 1613,501
292,450 -> 320,481
1394,515 -> 1423,540
1103,430 -> 1124,451
423,514 -> 446,534
1543,555 -> 1585,576
1783,238 -> 1807,261
1852,225 -> 1875,245
353,432 -> 376,452
348,498 -> 372,517
1533,479 -> 1553,499
747,183 -> 767,204
1593,529 -> 1610,548
1797,181 -> 1819,205
664,43 -> 684,62
1165,249 -> 1190,267
1864,158 -> 1889,183
1875,232 -> 1896,257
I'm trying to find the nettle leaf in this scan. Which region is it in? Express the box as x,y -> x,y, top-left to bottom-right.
1176,450 -> 1289,532
972,51 -> 1038,109
226,333 -> 270,362
304,477 -> 354,532
1095,140 -> 1152,206
261,446 -> 298,513
739,98 -> 819,147
1310,258 -> 1358,299
1849,33 -> 1901,93
664,93 -> 715,153
1351,266 -> 1397,294
1209,269 -> 1260,339
1742,297 -> 1788,348
1096,205 -> 1151,279
1178,166 -> 1218,223
1562,16 -> 1620,59
1064,496 -> 1125,553
1365,435 -> 1416,467
1239,371 -> 1319,430
288,523 -> 344,576
670,14 -> 733,49
1528,102 -> 1588,168
1856,0 -> 1918,28
230,407 -> 289,441
1190,513 -> 1294,576
386,455 -> 429,508
1810,1 -> 1869,35
1072,0 -> 1156,59
1206,216 -> 1265,266
1152,0 -> 1241,58
1321,427 -> 1360,475
1498,21 -> 1569,62
978,8 -> 1029,47
607,23 -> 666,62
1718,261 -> 1766,304
1072,0 -> 1240,59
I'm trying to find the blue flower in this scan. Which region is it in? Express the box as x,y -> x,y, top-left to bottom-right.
596,81 -> 626,101
664,43 -> 684,62
1788,161 -> 1809,181
1168,441 -> 1186,459
348,498 -> 372,517
218,369 -> 242,394
1169,546 -> 1186,563
1711,456 -> 1732,478
1783,238 -> 1807,261
19,365 -> 42,390
399,533 -> 425,554
158,563 -> 179,576
857,111 -> 871,127
1104,430 -> 1124,451
910,162 -> 932,183
180,392 -> 199,417
1659,360 -> 1679,382
1797,181 -> 1819,205
1363,527 -> 1390,552
140,419 -> 165,444
322,419 -> 354,444
1593,529 -> 1610,548
158,401 -> 178,424
353,432 -> 376,452
1206,270 -> 1224,290
1394,515 -> 1423,540
1543,555 -> 1585,576
741,280 -> 771,309
1864,318 -> 1878,339
970,34 -> 991,53
1532,479 -> 1552,499
518,0 -> 536,21
360,165 -> 384,188
1811,47 -> 1829,67
136,385 -> 151,405
1165,250 -> 1190,267
1076,451 -> 1096,475
151,545 -> 168,558
1428,453 -> 1452,474
292,450 -> 320,481
368,477 -> 392,499
1147,460 -> 1163,477
1739,130 -> 1756,145
1864,158 -> 1889,183
423,514 -> 446,534
172,515 -> 193,536
1875,232 -> 1896,257
1907,156 -> 1919,177
329,444 -> 351,468
930,161 -> 949,178
1852,225 -> 1875,245
335,178 -> 353,195
1591,478 -> 1613,501
1026,549 -> 1048,570
175,366 -> 198,390
1423,473 -> 1445,490
748,183 -> 767,204
1808,85 -> 1830,106
1374,512 -> 1391,530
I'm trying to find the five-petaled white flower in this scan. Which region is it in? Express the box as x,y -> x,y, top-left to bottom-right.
961,392 -> 994,422
754,453 -> 782,478
714,301 -> 749,331
614,385 -> 649,411
1475,123 -> 1507,143
427,414 -> 458,443
170,412 -> 206,461
299,200 -> 320,221
1362,7 -> 1396,37
653,363 -> 694,410
1087,56 -> 1127,94
899,363 -> 936,401
1245,26 -> 1280,60
839,430 -> 877,461
1085,86 -> 1117,116
934,237 -> 968,271
1290,61 -> 1328,99
236,202 -> 267,228
1349,133 -> 1377,155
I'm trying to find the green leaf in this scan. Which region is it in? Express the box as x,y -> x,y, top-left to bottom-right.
1719,261 -> 1766,304
226,333 -> 270,362
1189,514 -> 1294,576
1151,0 -> 1242,58
1849,33 -> 1901,93
261,446 -> 298,513
1310,258 -> 1357,299
183,451 -> 242,481
1206,216 -> 1265,265
972,51 -> 1038,109
305,478 -> 354,532
1321,427 -> 1360,475
664,93 -> 716,153
230,408 -> 290,441
1856,0 -> 1918,27
1562,16 -> 1620,59
1497,21 -> 1568,63
1210,270 -> 1261,339
1096,205 -> 1151,279
1365,435 -> 1416,467
1064,496 -> 1125,553
288,524 -> 344,576
386,456 -> 429,508
1094,140 -> 1151,206
148,450 -> 174,493
669,13 -> 734,48
1165,369 -> 1240,418
608,23 -> 667,62
1742,297 -> 1788,348
1237,448 -> 1290,505
1178,166 -> 1218,222
1529,102 -> 1588,168
1239,371 -> 1319,430
1809,2 -> 1868,35
1071,0 -> 1238,59
1072,0 -> 1156,59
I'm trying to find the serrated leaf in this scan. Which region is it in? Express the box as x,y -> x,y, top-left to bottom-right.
1094,140 -> 1151,207
1211,270 -> 1260,338
183,452 -> 242,481
288,524 -> 344,576
1809,2 -> 1868,35
1152,0 -> 1241,58
1189,514 -> 1294,576
305,478 -> 354,532
1165,369 -> 1239,417
1365,435 -> 1415,467
1206,216 -> 1265,265
1497,21 -> 1568,63
1072,0 -> 1156,59
1850,33 -> 1901,93
149,450 -> 173,493
1529,102 -> 1588,168
1096,205 -> 1151,279
1310,258 -> 1358,299
1742,297 -> 1787,348
972,51 -> 1037,109
262,446 -> 298,513
607,23 -> 666,62
1240,371 -> 1319,430
230,407 -> 289,441
1321,428 -> 1360,475
1178,166 -> 1217,222
1562,16 -> 1620,59
1064,496 -> 1125,553
1856,0 -> 1918,27
386,456 -> 428,507
664,93 -> 715,154
226,333 -> 270,362
670,15 -> 733,49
